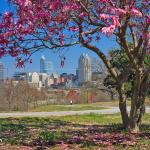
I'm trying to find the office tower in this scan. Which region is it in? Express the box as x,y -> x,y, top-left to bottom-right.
40,55 -> 53,74
78,53 -> 92,84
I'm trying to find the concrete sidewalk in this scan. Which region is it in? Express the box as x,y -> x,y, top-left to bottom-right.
0,107 -> 150,118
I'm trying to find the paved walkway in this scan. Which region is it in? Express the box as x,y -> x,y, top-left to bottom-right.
0,107 -> 150,118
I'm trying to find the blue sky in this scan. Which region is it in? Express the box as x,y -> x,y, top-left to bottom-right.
0,0 -> 118,78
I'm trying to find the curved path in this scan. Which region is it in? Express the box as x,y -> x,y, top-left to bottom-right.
0,107 -> 150,118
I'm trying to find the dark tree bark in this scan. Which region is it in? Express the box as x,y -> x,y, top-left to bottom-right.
129,70 -> 149,132
118,84 -> 130,128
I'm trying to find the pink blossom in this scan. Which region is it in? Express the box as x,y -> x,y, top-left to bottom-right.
145,16 -> 150,24
0,35 -> 8,45
102,25 -> 116,36
16,58 -> 25,68
115,8 -> 127,15
3,32 -> 14,39
60,60 -> 64,68
79,12 -> 88,18
29,59 -> 32,63
0,49 -> 6,58
69,26 -> 79,32
131,8 -> 142,17
99,14 -> 109,20
3,12 -> 13,25
3,12 -> 13,18
124,6 -> 129,12
22,49 -> 30,56
0,0 -> 149,66
16,0 -> 32,7
9,49 -> 19,57
59,39 -> 64,46
110,16 -> 121,27
63,5 -> 71,12
18,36 -> 24,41
99,0 -> 108,3
96,36 -> 100,41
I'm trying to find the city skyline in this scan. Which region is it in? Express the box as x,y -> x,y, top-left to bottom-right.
11,53 -> 100,89
1,46 -> 115,79
13,53 -> 92,77
0,0 -> 118,78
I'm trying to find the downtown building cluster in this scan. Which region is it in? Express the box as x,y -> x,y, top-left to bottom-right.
2,53 -> 105,89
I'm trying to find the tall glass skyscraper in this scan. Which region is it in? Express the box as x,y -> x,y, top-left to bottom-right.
0,61 -> 4,81
78,53 -> 92,84
40,55 -> 53,74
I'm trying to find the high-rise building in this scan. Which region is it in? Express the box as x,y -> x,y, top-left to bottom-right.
78,53 -> 92,84
0,62 -> 4,81
40,55 -> 53,74
39,73 -> 48,86
13,72 -> 27,81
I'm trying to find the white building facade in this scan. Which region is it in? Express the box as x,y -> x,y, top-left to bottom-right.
28,72 -> 39,83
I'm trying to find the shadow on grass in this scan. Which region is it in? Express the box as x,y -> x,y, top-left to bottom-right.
0,117 -> 150,149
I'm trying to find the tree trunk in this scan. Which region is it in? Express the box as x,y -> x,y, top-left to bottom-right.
129,69 -> 148,133
8,100 -> 11,112
81,35 -> 149,132
129,69 -> 141,132
110,90 -> 115,101
118,84 -> 130,128
129,96 -> 145,133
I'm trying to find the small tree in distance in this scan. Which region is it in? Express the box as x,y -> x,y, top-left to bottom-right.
0,0 -> 149,132
3,80 -> 14,111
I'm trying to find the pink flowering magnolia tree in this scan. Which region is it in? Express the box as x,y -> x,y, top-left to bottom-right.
0,0 -> 149,132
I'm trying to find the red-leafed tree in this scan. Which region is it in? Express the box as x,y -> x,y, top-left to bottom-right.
67,89 -> 78,103
0,0 -> 149,132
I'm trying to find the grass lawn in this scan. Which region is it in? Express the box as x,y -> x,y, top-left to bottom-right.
0,113 -> 150,150
31,103 -> 108,112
